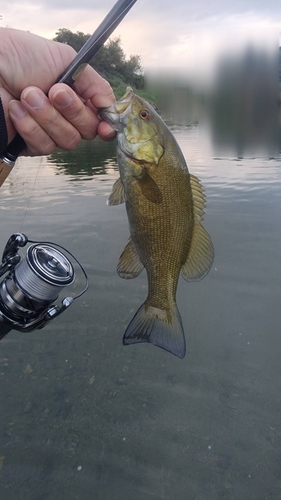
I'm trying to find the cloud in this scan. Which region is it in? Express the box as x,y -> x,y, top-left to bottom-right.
1,0 -> 281,68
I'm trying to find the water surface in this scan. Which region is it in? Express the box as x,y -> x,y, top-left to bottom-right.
0,128 -> 281,500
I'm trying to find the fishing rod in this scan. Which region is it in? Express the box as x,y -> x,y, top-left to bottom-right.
0,0 -> 138,340
0,0 -> 138,186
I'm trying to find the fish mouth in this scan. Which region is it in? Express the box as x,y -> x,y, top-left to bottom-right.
99,86 -> 134,131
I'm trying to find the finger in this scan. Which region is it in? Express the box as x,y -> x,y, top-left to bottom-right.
9,100 -> 57,156
20,86 -> 82,151
48,83 -> 100,140
97,120 -> 116,142
73,64 -> 116,109
85,98 -> 116,139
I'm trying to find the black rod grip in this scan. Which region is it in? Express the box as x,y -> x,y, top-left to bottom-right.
1,135 -> 26,164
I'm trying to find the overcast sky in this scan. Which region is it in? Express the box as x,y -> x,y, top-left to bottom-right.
1,0 -> 281,69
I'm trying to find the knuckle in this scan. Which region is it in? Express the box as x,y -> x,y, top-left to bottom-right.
27,135 -> 55,156
44,107 -> 59,128
81,130 -> 97,140
101,78 -> 112,91
70,105 -> 85,123
40,142 -> 56,156
67,107 -> 98,140
23,122 -> 58,156
23,126 -> 53,154
58,130 -> 81,151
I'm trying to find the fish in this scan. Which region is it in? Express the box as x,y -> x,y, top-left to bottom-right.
100,87 -> 214,358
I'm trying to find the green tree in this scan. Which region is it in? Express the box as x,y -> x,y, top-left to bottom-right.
54,28 -> 89,53
123,54 -> 144,89
53,29 -> 144,92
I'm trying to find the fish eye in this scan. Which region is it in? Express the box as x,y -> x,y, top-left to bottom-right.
140,109 -> 150,120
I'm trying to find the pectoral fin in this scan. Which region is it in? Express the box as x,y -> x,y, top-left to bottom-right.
137,169 -> 163,204
107,178 -> 125,205
181,174 -> 214,281
117,238 -> 144,279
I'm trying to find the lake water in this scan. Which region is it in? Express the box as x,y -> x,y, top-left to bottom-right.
0,127 -> 281,500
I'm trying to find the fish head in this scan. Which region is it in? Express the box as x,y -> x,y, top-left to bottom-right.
100,87 -> 165,165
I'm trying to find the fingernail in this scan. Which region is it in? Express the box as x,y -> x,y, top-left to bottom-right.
22,87 -> 44,109
53,89 -> 73,108
9,100 -> 27,119
106,128 -> 116,138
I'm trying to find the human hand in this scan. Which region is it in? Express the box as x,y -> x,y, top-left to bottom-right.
0,28 -> 116,157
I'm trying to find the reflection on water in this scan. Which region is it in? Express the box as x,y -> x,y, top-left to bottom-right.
49,137 -> 118,179
0,126 -> 281,500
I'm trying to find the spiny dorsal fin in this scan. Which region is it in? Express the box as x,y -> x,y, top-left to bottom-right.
181,221 -> 214,281
107,177 -> 125,206
117,238 -> 144,279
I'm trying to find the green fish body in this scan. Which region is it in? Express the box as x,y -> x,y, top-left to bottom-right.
100,88 -> 214,358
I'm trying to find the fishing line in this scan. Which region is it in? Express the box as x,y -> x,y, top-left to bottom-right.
16,156 -> 88,299
19,156 -> 42,232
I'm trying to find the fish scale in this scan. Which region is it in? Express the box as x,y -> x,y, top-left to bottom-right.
100,87 -> 214,358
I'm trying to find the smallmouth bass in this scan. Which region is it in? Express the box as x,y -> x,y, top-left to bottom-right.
100,87 -> 214,358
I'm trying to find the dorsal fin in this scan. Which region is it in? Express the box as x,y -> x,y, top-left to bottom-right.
181,174 -> 214,281
190,173 -> 206,221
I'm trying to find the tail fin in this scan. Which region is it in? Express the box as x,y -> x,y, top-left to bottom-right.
123,303 -> 186,359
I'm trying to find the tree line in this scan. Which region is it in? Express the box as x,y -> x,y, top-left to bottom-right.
53,29 -> 144,94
